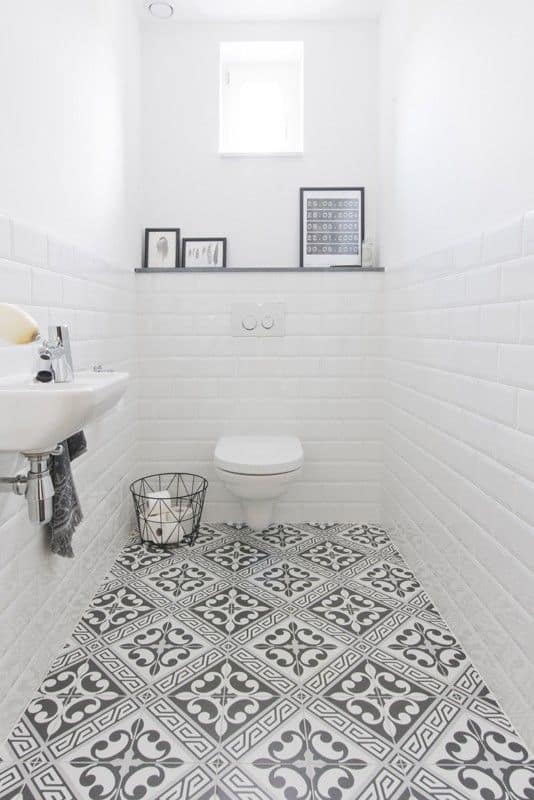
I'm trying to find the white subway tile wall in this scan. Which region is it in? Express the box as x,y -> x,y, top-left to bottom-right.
0,214 -> 137,742
3,209 -> 534,751
383,212 -> 534,747
136,272 -> 384,523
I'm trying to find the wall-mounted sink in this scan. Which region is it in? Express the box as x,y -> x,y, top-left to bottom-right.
0,370 -> 128,453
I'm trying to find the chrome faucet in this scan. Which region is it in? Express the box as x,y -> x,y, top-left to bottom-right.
35,324 -> 74,383
50,324 -> 73,373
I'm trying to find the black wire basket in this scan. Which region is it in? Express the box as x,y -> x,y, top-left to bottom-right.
130,473 -> 208,547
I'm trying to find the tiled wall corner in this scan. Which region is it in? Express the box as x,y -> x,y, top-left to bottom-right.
136,271 -> 385,523
383,210 -> 534,750
0,215 -> 138,744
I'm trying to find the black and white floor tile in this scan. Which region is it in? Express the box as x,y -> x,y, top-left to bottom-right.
1,522 -> 533,799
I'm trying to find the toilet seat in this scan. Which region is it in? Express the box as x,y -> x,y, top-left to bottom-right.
214,435 -> 303,476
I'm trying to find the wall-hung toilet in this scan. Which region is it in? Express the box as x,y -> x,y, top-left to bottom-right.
214,435 -> 303,530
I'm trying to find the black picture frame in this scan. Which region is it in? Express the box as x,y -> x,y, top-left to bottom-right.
182,238 -> 227,269
299,187 -> 365,268
143,228 -> 181,269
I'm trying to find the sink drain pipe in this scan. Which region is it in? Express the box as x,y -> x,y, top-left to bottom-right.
0,445 -> 62,524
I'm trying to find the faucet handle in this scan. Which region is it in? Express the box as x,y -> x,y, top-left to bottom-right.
49,324 -> 73,372
37,338 -> 73,383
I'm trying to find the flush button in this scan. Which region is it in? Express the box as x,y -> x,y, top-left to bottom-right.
242,315 -> 257,331
232,303 -> 285,337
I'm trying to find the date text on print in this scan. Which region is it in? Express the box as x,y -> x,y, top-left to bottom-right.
306,245 -> 359,255
307,199 -> 359,209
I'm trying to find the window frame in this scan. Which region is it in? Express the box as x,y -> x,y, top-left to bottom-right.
219,41 -> 304,157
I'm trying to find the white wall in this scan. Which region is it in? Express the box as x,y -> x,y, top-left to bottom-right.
137,270 -> 384,521
141,20 -> 378,266
0,0 -> 140,742
379,0 -> 534,266
379,0 -> 534,748
137,18 -> 383,519
0,0 -> 140,268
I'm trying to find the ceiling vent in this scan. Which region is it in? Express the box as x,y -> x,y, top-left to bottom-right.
149,2 -> 174,18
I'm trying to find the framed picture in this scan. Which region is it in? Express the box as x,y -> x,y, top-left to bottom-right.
144,229 -> 180,269
300,187 -> 365,268
182,238 -> 227,268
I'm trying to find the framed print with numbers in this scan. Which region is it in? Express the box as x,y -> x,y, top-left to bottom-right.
300,187 -> 365,267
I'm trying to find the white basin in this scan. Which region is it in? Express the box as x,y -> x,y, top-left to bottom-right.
0,370 -> 129,453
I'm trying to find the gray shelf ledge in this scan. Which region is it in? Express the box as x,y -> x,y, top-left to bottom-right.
135,266 -> 384,273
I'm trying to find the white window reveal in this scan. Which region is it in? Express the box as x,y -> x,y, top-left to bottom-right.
219,41 -> 303,156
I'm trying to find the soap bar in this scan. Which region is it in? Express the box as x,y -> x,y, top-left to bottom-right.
0,304 -> 40,344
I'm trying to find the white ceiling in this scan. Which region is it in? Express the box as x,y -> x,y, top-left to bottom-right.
139,0 -> 384,23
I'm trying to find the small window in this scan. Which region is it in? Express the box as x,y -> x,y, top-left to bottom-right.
219,41 -> 304,156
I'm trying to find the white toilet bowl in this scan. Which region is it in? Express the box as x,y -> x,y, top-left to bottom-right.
214,435 -> 303,530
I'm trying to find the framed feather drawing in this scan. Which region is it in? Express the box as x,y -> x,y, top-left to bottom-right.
182,238 -> 227,269
143,228 -> 180,269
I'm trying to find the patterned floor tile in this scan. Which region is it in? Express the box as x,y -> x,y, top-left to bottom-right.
110,615 -> 209,681
113,541 -> 176,574
251,561 -> 324,601
247,617 -> 346,683
426,712 -> 534,799
322,656 -> 436,744
164,656 -> 282,743
2,523 -> 533,800
253,523 -> 314,549
55,712 -> 203,800
21,654 -> 126,743
143,560 -> 221,602
298,540 -> 368,573
354,560 -> 424,603
337,523 -> 391,551
220,708 -> 399,800
80,584 -> 157,638
378,616 -> 469,683
307,584 -> 394,637
202,540 -> 271,573
189,586 -> 275,636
